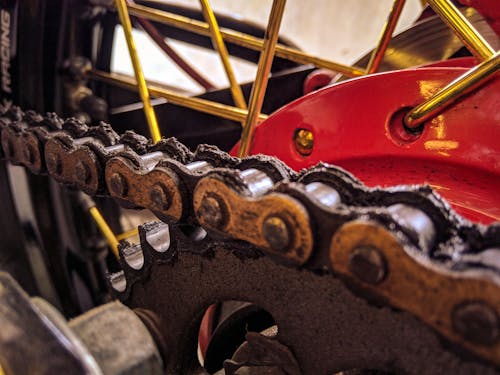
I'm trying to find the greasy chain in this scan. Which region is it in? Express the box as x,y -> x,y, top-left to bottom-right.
1,103 -> 500,365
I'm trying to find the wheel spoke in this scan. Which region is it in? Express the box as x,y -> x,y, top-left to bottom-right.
238,0 -> 287,157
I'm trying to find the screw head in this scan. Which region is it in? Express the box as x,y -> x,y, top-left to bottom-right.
75,161 -> 91,185
109,173 -> 127,197
150,184 -> 171,211
198,195 -> 226,228
262,216 -> 290,252
294,129 -> 314,156
348,246 -> 387,285
453,301 -> 499,346
46,152 -> 62,175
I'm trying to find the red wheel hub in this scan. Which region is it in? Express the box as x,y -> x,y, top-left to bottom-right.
232,66 -> 500,224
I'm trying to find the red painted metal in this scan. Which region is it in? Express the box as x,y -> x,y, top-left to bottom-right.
198,304 -> 217,360
421,56 -> 478,68
303,69 -> 337,95
231,67 -> 500,224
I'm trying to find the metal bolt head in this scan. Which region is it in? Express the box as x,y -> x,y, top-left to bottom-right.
452,301 -> 499,346
294,129 -> 314,156
348,246 -> 387,285
198,195 -> 226,228
46,152 -> 62,175
109,172 -> 127,197
150,184 -> 171,211
262,216 -> 290,252
75,161 -> 91,185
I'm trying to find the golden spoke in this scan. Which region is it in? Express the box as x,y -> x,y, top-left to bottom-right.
426,0 -> 494,61
115,0 -> 162,143
366,0 -> 406,74
238,0 -> 287,157
199,0 -> 247,109
126,2 -> 365,77
89,69 -> 268,123
116,228 -> 139,241
405,50 -> 499,128
89,205 -> 120,259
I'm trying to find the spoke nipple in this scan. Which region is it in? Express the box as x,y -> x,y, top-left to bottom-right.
349,246 -> 387,285
262,216 -> 291,252
109,172 -> 128,198
46,152 -> 62,175
75,161 -> 91,185
150,183 -> 171,211
198,195 -> 226,228
453,301 -> 499,346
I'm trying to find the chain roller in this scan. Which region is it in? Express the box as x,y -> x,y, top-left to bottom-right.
0,102 -> 499,365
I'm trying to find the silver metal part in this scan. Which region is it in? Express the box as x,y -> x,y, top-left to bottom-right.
353,8 -> 500,74
239,168 -> 274,196
69,301 -> 163,375
387,203 -> 436,253
185,160 -> 212,173
145,222 -> 170,253
109,271 -> 127,293
122,244 -> 145,270
140,151 -> 165,170
105,144 -> 126,154
461,248 -> 500,270
305,182 -> 341,208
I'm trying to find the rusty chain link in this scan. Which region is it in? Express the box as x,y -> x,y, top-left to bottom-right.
0,102 -> 500,365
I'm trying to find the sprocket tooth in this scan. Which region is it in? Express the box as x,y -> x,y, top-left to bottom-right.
118,241 -> 150,285
106,270 -> 130,300
139,221 -> 175,263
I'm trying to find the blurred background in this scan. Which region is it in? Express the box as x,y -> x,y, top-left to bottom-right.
112,0 -> 424,94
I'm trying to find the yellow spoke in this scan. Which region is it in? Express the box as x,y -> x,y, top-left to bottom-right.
199,0 -> 247,110
426,0 -> 494,61
89,206 -> 120,259
116,0 -> 162,143
238,0 -> 287,157
89,69 -> 268,123
126,2 -> 365,77
405,50 -> 499,128
366,0 -> 406,74
116,228 -> 139,241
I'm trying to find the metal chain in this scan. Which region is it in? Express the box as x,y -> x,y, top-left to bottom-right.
1,102 -> 500,365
